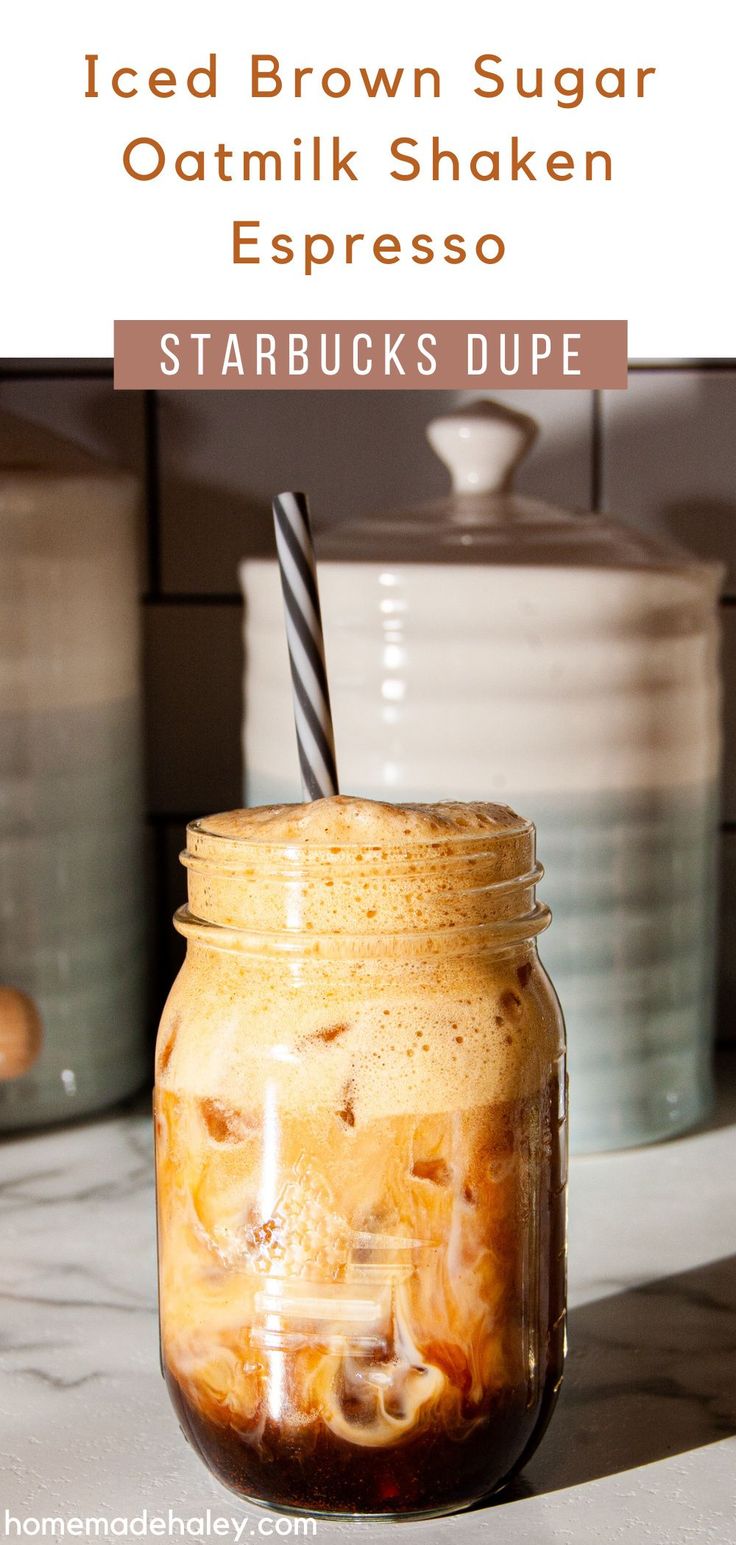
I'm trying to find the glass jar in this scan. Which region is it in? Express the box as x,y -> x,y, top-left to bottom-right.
154,798 -> 567,1519
0,410 -> 146,1130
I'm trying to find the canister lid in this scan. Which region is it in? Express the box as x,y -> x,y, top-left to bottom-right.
317,398 -> 722,583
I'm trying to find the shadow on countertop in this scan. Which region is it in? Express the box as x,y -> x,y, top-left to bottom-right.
691,1046 -> 736,1136
497,1251 -> 736,1504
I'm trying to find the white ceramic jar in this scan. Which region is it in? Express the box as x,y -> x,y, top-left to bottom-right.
241,399 -> 723,1152
0,412 -> 147,1129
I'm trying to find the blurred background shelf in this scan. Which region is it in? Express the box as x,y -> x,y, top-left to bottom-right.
0,365 -> 734,1034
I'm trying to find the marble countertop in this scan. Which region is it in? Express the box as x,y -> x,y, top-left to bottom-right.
2,1058 -> 735,1545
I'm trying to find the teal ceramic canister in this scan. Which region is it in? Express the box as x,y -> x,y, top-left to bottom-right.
0,412 -> 147,1129
241,400 -> 723,1152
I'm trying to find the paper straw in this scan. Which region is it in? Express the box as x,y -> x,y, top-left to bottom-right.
272,491 -> 339,801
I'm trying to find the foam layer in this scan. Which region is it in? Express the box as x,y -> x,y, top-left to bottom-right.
196,797 -> 527,846
158,798 -> 560,1120
183,796 -> 540,940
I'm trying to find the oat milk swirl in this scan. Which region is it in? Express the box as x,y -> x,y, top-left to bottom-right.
155,798 -> 567,1516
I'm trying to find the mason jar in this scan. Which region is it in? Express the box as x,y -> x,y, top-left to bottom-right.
154,797 -> 567,1518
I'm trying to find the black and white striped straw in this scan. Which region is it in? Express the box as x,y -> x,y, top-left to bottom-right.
272,491 -> 339,801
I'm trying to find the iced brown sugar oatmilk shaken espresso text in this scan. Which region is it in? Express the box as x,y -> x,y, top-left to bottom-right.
154,797 -> 567,1517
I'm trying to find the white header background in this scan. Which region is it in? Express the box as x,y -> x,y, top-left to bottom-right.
2,0 -> 733,358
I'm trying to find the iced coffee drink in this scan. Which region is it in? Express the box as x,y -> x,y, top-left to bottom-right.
155,798 -> 566,1516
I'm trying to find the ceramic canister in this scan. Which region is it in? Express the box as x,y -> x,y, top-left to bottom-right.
0,411 -> 147,1129
241,399 -> 723,1153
